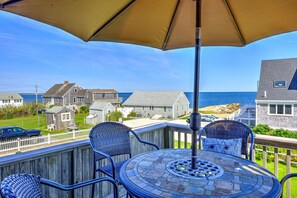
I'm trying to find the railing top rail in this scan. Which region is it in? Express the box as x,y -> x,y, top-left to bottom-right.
1,122 -> 297,166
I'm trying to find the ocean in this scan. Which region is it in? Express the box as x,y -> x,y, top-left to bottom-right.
21,92 -> 256,108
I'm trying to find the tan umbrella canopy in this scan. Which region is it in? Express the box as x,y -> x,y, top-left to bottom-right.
2,0 -> 297,168
2,0 -> 297,50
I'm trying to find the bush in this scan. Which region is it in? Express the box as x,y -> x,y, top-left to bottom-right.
127,111 -> 137,117
79,106 -> 89,113
107,111 -> 123,121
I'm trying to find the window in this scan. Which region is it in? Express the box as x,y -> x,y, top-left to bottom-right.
74,88 -> 77,93
269,104 -> 292,115
73,97 -> 76,103
285,105 -> 292,115
164,107 -> 166,112
273,81 -> 286,88
269,104 -> 276,114
61,113 -> 71,121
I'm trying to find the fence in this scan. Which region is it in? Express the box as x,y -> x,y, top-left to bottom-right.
0,129 -> 90,156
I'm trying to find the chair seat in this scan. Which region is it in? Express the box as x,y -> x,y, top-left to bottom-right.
98,160 -> 127,184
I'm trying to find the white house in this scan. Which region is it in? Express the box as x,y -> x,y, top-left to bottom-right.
86,102 -> 115,124
0,93 -> 23,108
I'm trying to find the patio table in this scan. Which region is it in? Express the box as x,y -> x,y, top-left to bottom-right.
120,149 -> 281,198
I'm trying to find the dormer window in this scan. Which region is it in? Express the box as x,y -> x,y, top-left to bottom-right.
273,81 -> 286,88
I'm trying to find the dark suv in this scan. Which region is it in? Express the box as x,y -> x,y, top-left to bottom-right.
0,126 -> 41,140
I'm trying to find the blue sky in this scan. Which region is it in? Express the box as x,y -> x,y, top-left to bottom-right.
1,11 -> 297,93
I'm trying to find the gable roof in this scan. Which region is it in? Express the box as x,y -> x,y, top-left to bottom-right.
89,89 -> 117,93
256,58 -> 297,101
123,91 -> 187,107
0,93 -> 22,100
90,102 -> 114,110
43,82 -> 76,97
46,106 -> 68,114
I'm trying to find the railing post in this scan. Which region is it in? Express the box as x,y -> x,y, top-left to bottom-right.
164,126 -> 172,149
17,138 -> 20,152
286,149 -> 291,198
263,146 -> 267,168
274,148 -> 278,177
48,133 -> 51,144
252,148 -> 256,162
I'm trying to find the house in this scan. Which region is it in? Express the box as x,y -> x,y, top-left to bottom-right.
43,81 -> 121,108
86,102 -> 115,124
256,58 -> 297,130
123,91 -> 190,119
45,106 -> 75,130
43,81 -> 83,108
88,89 -> 122,107
0,93 -> 23,108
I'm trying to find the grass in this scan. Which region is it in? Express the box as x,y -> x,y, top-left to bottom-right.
173,140 -> 297,197
0,113 -> 93,135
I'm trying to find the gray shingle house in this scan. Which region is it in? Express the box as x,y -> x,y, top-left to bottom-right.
256,58 -> 297,130
123,91 -> 190,119
88,89 -> 122,107
86,102 -> 115,124
45,106 -> 75,130
43,81 -> 83,108
43,82 -> 121,108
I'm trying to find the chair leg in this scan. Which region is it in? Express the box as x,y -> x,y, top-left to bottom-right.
92,161 -> 96,198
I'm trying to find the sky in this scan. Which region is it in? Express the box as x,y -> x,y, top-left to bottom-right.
1,11 -> 297,93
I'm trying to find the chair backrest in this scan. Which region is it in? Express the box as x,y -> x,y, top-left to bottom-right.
199,120 -> 254,160
89,122 -> 132,160
1,174 -> 42,198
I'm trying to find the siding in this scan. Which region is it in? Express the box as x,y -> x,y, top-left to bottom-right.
257,103 -> 297,130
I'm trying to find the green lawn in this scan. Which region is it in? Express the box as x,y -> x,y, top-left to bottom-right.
0,113 -> 93,135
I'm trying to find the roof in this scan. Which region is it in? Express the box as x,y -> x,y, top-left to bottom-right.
256,58 -> 297,101
89,89 -> 117,93
90,102 -> 114,110
43,83 -> 75,97
123,91 -> 187,107
76,89 -> 87,96
46,106 -> 70,114
0,93 -> 23,100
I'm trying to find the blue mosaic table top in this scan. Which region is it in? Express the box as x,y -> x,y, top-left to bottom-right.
120,149 -> 281,198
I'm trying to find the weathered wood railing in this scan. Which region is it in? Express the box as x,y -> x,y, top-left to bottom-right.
0,122 -> 296,197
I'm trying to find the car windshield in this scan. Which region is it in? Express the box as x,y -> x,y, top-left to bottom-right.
12,127 -> 26,134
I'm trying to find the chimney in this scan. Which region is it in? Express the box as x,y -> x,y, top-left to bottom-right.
64,81 -> 69,85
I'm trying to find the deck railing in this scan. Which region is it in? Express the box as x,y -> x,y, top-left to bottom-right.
0,122 -> 296,197
0,129 -> 90,155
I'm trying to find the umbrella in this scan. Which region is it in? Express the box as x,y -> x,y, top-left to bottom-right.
2,0 -> 297,169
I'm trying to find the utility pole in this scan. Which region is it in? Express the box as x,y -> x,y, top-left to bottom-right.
35,83 -> 38,105
36,83 -> 40,126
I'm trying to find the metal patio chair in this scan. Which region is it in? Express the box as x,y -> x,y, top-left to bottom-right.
89,122 -> 159,197
280,173 -> 297,198
198,120 -> 255,160
0,173 -> 118,198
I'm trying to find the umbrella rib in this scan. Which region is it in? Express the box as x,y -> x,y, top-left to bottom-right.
88,0 -> 136,41
223,0 -> 246,46
162,0 -> 181,50
1,0 -> 22,8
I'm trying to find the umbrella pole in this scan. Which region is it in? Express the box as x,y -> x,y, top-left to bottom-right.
190,0 -> 202,170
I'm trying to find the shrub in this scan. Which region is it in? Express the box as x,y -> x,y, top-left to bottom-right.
79,106 -> 89,113
127,111 -> 137,117
107,111 -> 123,121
